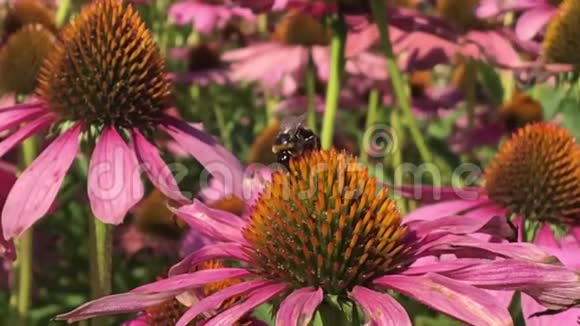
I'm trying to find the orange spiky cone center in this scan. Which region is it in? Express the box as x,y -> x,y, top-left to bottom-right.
243,149 -> 410,294
484,123 -> 580,224
36,0 -> 171,130
2,0 -> 57,42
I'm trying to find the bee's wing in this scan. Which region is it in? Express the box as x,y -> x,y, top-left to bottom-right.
280,113 -> 307,135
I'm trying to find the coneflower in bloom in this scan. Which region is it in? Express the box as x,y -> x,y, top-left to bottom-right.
542,0 -> 580,65
400,122 -> 580,239
57,149 -> 580,325
1,0 -> 58,43
223,10 -> 331,96
477,0 -> 561,40
168,0 -> 255,34
0,0 -> 244,240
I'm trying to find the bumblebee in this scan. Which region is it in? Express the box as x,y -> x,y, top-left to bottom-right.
272,114 -> 321,169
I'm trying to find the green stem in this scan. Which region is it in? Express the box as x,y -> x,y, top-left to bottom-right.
362,88 -> 380,163
390,108 -> 407,215
305,56 -> 318,132
55,0 -> 71,27
89,218 -> 112,326
464,60 -> 477,131
320,15 -> 346,150
214,102 -> 233,150
369,0 -> 432,163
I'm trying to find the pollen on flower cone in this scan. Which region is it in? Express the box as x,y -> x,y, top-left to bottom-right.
543,0 -> 580,65
36,0 -> 171,129
484,123 -> 580,224
2,0 -> 57,42
0,23 -> 55,95
244,149 -> 410,294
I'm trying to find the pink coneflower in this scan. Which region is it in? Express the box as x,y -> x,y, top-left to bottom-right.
168,0 -> 255,34
0,0 -> 244,240
168,44 -> 231,86
477,0 -> 561,40
399,122 -> 580,243
57,149 -> 580,325
223,10 -> 330,96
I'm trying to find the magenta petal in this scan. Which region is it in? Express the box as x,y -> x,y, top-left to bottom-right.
403,198 -> 490,222
0,104 -> 47,132
275,287 -> 323,326
131,129 -> 188,203
515,7 -> 555,41
88,127 -> 144,224
375,273 -> 512,326
349,286 -> 411,326
522,293 -> 580,326
55,292 -> 178,323
177,280 -> 272,326
395,185 -> 482,203
407,214 -> 515,240
162,117 -> 245,199
0,115 -> 54,158
205,283 -> 287,326
2,125 -> 81,239
132,268 -> 251,294
534,224 -> 559,248
0,164 -> 16,259
170,199 -> 246,244
169,242 -> 250,276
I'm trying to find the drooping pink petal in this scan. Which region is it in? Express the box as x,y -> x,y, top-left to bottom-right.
0,115 -> 54,158
132,268 -> 251,294
55,292 -> 179,323
521,293 -> 580,326
276,287 -> 323,326
403,198 -> 491,222
131,129 -> 188,203
2,124 -> 81,239
88,127 -> 144,224
534,224 -> 559,248
205,283 -> 287,326
375,273 -> 512,326
0,163 -> 16,259
170,199 -> 247,244
406,215 -> 515,240
162,117 -> 245,199
394,185 -> 482,203
515,7 -> 556,41
0,103 -> 47,132
169,242 -> 250,276
349,286 -> 411,326
177,280 -> 272,326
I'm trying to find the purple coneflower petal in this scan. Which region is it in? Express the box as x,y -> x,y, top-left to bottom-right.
394,185 -> 482,203
170,242 -> 250,276
0,115 -> 54,158
56,292 -> 179,323
88,127 -> 144,224
177,280 -> 272,326
275,287 -> 323,326
515,7 -> 555,41
349,286 -> 411,326
162,117 -> 245,199
205,283 -> 287,326
521,293 -> 580,326
0,104 -> 47,133
170,200 -> 246,244
375,273 -> 512,326
407,215 -> 515,240
131,129 -> 188,203
132,268 -> 251,294
403,198 -> 490,222
0,164 -> 15,260
2,124 -> 81,239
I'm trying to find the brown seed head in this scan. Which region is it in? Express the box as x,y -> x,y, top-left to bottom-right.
36,0 -> 171,129
243,149 -> 410,294
0,23 -> 55,94
209,195 -> 246,217
484,123 -> 580,224
2,0 -> 57,42
144,298 -> 187,326
133,190 -> 187,239
436,0 -> 488,31
543,0 -> 580,65
272,11 -> 330,46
